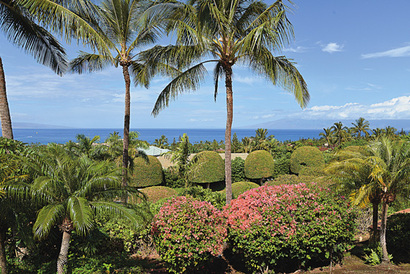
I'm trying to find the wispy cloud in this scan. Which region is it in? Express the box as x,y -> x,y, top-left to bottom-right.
362,45 -> 410,59
346,83 -> 382,91
284,46 -> 307,53
302,96 -> 410,120
321,42 -> 344,53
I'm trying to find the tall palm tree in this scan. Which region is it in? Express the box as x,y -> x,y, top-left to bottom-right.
366,137 -> 410,263
141,0 -> 309,204
67,0 -> 160,198
331,121 -> 348,146
351,117 -> 370,139
0,0 -> 68,139
371,128 -> 385,140
24,144 -> 143,273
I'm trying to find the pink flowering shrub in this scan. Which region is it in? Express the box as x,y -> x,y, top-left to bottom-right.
224,183 -> 356,272
151,196 -> 227,273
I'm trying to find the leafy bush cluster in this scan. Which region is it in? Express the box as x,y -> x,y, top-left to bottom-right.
179,186 -> 225,210
189,151 -> 224,184
231,157 -> 246,183
290,146 -> 325,175
224,183 -> 356,272
130,155 -> 163,187
244,150 -> 275,181
151,196 -> 227,273
139,186 -> 177,203
273,156 -> 290,177
220,181 -> 259,199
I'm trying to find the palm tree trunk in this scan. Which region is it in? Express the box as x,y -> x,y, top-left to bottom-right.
121,64 -> 131,203
380,199 -> 390,264
0,57 -> 13,139
371,201 -> 379,244
57,230 -> 71,274
0,228 -> 8,274
225,66 -> 233,205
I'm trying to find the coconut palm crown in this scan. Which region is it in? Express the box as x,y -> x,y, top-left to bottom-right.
24,144 -> 144,273
140,0 -> 309,204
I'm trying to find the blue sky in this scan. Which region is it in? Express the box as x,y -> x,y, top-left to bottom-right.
1,0 -> 410,129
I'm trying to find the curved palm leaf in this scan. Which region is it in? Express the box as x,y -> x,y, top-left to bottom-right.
33,203 -> 65,239
67,196 -> 93,236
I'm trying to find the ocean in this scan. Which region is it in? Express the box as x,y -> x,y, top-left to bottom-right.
12,128 -> 323,145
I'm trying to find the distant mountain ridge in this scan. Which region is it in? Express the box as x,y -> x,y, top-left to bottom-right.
244,119 -> 410,130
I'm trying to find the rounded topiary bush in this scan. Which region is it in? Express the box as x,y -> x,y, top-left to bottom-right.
130,155 -> 162,187
224,183 -> 356,273
189,151 -> 224,184
244,150 -> 275,182
290,146 -> 325,175
220,181 -> 259,199
151,196 -> 227,273
139,186 -> 178,203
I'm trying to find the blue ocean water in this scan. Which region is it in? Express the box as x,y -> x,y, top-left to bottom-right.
13,128 -> 323,145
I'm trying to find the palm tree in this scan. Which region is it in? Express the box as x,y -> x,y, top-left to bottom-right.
384,126 -> 397,138
371,128 -> 385,140
142,0 -> 309,204
66,0 -> 160,198
365,137 -> 410,263
351,117 -> 370,139
75,134 -> 100,157
0,0 -> 67,139
331,121 -> 349,146
153,135 -> 169,149
325,150 -> 380,243
24,144 -> 143,273
319,127 -> 334,146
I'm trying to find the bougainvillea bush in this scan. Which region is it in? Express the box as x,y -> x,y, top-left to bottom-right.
224,183 -> 356,273
151,196 -> 227,273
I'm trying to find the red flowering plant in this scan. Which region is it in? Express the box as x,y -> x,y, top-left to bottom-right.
224,183 -> 356,273
151,196 -> 227,273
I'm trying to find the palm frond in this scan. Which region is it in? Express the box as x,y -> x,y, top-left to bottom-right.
67,196 -> 94,236
18,0 -> 114,55
151,61 -> 213,116
213,61 -> 224,101
70,52 -> 114,74
91,201 -> 146,230
33,203 -> 65,239
246,48 -> 309,108
1,0 -> 67,75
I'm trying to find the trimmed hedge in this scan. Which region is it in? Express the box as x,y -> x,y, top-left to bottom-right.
140,186 -> 178,203
266,174 -> 335,188
290,146 -> 324,175
130,155 -> 163,187
220,181 -> 260,199
244,150 -> 275,180
189,151 -> 224,184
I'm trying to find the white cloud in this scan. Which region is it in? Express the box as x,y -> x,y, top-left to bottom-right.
235,76 -> 261,85
322,42 -> 344,53
284,46 -> 307,53
362,45 -> 410,59
302,96 -> 410,120
346,83 -> 382,91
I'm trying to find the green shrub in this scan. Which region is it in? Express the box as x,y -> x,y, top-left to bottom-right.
163,167 -> 185,188
231,157 -> 246,183
139,186 -> 178,203
273,156 -> 290,177
386,213 -> 410,263
220,181 -> 259,199
130,155 -> 163,187
152,196 -> 227,273
266,174 -> 335,188
290,146 -> 325,175
180,186 -> 225,210
224,183 -> 356,273
244,150 -> 275,181
189,151 -> 224,184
